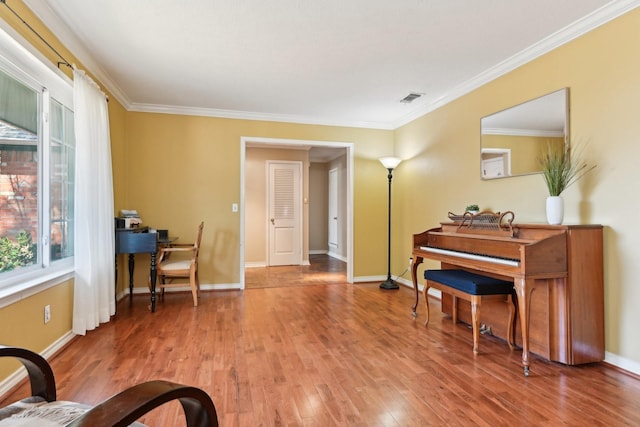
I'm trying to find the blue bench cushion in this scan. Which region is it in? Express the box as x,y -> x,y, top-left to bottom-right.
425,269 -> 513,295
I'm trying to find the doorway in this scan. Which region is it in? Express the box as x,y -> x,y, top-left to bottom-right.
481,148 -> 511,178
240,137 -> 354,289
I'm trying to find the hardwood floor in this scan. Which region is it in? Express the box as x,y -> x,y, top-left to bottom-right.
245,254 -> 347,289
3,263 -> 640,426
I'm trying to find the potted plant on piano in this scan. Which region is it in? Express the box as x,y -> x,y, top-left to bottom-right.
540,142 -> 595,225
465,204 -> 480,215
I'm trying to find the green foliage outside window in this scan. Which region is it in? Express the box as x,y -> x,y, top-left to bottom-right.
0,231 -> 36,272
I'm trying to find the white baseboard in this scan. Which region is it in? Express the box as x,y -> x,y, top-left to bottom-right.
354,275 -> 440,298
201,283 -> 242,291
126,283 -> 243,295
327,251 -> 347,262
244,261 -> 267,268
309,249 -> 327,255
605,352 -> 640,376
245,260 -> 312,267
0,330 -> 76,398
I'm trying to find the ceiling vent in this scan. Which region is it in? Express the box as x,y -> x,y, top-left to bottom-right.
400,92 -> 423,103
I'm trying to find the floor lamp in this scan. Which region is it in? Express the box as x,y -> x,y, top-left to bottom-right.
379,156 -> 402,290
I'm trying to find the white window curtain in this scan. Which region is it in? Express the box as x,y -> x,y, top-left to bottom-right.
72,68 -> 115,335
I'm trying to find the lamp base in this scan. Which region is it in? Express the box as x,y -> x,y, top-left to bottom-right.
380,277 -> 399,290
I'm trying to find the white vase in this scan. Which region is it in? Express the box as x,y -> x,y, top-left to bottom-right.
546,196 -> 564,225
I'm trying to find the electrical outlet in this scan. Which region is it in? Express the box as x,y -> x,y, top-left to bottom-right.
44,305 -> 51,324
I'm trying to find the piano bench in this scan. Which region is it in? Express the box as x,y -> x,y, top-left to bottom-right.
423,269 -> 515,354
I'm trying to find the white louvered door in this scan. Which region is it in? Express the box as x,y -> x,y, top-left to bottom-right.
268,161 -> 302,266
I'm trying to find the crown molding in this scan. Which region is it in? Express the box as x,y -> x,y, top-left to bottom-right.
21,0 -> 640,131
128,102 -> 396,130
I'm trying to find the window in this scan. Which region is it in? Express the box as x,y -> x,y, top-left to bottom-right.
0,71 -> 38,273
49,100 -> 75,261
0,27 -> 74,291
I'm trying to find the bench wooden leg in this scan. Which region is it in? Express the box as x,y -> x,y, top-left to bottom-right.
423,283 -> 431,326
423,272 -> 514,355
452,296 -> 458,324
470,295 -> 481,354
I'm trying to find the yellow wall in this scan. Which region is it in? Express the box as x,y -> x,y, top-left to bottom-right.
395,8 -> 640,364
0,280 -> 74,378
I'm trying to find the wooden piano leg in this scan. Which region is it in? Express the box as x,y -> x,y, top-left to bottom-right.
514,277 -> 535,376
411,256 -> 423,317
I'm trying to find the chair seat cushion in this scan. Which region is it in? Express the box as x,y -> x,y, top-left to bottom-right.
425,269 -> 513,295
0,398 -> 89,426
160,260 -> 192,271
0,397 -> 145,426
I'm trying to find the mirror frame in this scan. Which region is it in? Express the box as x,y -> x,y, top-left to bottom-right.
480,88 -> 569,180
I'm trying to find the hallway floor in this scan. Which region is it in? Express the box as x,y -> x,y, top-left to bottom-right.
245,254 -> 347,289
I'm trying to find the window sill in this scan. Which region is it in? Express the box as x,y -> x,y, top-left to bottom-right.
0,265 -> 74,309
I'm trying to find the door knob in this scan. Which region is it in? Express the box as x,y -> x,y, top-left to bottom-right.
270,218 -> 275,224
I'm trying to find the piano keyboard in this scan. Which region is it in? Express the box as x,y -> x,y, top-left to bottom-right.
419,246 -> 520,267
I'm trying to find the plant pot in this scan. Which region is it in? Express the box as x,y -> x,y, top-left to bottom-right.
546,196 -> 564,225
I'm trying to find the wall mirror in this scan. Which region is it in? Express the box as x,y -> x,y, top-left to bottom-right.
480,88 -> 569,180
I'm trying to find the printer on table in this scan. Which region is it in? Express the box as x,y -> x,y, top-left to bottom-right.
117,209 -> 142,228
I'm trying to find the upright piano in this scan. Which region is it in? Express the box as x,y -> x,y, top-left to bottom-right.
411,215 -> 604,375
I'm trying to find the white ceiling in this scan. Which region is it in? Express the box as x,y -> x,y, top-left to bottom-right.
20,0 -> 637,130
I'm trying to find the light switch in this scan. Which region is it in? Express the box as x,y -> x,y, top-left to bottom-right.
232,203 -> 238,212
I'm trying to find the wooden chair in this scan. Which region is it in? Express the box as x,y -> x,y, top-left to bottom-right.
156,222 -> 204,306
0,345 -> 218,426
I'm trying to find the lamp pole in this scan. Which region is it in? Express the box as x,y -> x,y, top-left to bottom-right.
379,157 -> 401,290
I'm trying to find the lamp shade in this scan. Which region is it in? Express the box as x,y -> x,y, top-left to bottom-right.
379,156 -> 402,170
